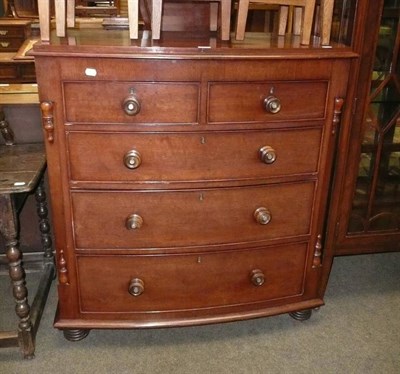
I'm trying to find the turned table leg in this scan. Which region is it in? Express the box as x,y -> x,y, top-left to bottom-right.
0,194 -> 34,359
29,177 -> 56,341
35,179 -> 54,263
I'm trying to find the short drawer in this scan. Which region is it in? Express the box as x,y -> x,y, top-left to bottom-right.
63,81 -> 200,124
0,26 -> 27,38
0,38 -> 24,52
71,182 -> 315,249
67,129 -> 321,184
18,63 -> 36,81
0,64 -> 18,80
77,243 -> 307,312
208,81 -> 328,123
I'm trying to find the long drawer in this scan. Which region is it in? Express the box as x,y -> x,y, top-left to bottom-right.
77,242 -> 308,313
71,182 -> 315,249
0,20 -> 31,52
63,81 -> 200,124
67,129 -> 322,184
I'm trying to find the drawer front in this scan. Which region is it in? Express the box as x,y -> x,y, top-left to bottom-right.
71,182 -> 315,249
77,243 -> 307,312
19,63 -> 36,80
208,81 -> 328,123
0,27 -> 25,38
0,38 -> 24,52
0,64 -> 18,80
63,81 -> 200,124
67,129 -> 322,183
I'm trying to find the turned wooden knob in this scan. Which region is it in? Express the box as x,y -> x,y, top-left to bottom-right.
263,95 -> 281,114
122,92 -> 141,115
250,269 -> 265,286
129,278 -> 145,297
124,150 -> 142,169
254,207 -> 272,225
259,146 -> 277,164
126,214 -> 143,230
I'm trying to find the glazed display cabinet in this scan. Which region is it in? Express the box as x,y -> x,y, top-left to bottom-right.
328,0 -> 400,255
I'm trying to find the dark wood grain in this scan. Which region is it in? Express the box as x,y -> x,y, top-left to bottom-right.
71,182 -> 315,250
66,129 -> 322,185
77,243 -> 307,312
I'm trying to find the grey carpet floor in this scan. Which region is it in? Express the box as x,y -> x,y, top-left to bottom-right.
0,252 -> 399,374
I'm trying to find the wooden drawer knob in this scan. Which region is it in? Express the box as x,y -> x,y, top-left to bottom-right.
263,95 -> 281,114
124,149 -> 142,169
250,269 -> 265,286
122,91 -> 141,115
254,207 -> 271,225
129,278 -> 145,297
126,214 -> 143,230
259,146 -> 277,164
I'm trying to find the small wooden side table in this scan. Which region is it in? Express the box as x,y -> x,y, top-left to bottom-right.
0,92 -> 54,359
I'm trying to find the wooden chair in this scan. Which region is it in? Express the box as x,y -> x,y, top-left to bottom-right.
37,0 -> 139,41
236,0 -> 315,44
0,108 -> 55,358
151,0 -> 232,40
235,0 -> 334,45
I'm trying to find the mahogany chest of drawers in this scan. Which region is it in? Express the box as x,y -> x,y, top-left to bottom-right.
33,34 -> 356,340
0,53 -> 36,83
0,19 -> 31,52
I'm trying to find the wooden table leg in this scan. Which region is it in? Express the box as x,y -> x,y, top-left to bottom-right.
151,0 -> 163,40
127,0 -> 139,39
35,179 -> 53,262
30,178 -> 55,338
235,0 -> 250,40
321,0 -> 335,45
220,0 -> 232,41
0,194 -> 34,359
37,0 -> 51,42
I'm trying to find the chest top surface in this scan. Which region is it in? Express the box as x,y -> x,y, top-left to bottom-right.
32,29 -> 357,60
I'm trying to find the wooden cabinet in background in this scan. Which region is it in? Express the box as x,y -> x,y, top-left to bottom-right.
326,0 -> 400,255
0,19 -> 31,52
0,19 -> 35,83
0,53 -> 35,82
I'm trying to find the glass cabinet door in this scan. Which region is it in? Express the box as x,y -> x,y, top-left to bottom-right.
348,1 -> 400,234
329,0 -> 400,255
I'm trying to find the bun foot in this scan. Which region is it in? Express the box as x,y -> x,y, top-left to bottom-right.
63,329 -> 90,341
289,309 -> 312,321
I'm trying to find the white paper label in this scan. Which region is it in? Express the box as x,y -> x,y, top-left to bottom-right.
84,68 -> 97,77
